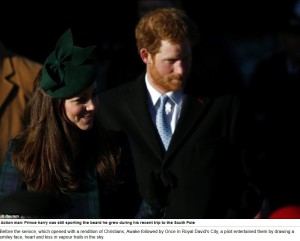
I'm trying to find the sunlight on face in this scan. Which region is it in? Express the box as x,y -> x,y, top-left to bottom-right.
64,82 -> 98,131
147,38 -> 192,93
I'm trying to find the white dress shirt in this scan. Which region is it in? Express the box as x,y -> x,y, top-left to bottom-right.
145,74 -> 183,133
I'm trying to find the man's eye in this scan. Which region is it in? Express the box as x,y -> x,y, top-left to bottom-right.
167,60 -> 176,64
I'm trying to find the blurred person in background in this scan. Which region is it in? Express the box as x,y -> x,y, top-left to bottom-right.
0,39 -> 41,167
248,0 -> 300,217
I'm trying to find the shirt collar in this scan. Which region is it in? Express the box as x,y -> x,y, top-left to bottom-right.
145,73 -> 183,107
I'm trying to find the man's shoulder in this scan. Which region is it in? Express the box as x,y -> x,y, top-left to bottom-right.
99,78 -> 141,99
184,84 -> 240,104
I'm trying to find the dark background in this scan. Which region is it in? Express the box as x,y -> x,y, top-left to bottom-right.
1,1 -> 294,63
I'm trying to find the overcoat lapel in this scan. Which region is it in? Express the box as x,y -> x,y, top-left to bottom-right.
164,95 -> 210,163
123,78 -> 164,158
0,51 -> 15,112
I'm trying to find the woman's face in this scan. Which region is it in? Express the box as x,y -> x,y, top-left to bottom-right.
64,82 -> 98,130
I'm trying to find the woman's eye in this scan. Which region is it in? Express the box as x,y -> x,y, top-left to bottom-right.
76,97 -> 88,103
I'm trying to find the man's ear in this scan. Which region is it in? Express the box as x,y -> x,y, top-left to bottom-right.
140,48 -> 152,64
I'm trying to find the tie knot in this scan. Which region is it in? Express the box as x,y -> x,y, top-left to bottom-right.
160,95 -> 169,106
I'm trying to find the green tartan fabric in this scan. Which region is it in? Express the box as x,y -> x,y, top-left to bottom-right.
0,143 -> 101,218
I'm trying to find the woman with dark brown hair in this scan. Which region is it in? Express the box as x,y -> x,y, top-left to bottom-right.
0,29 -> 140,218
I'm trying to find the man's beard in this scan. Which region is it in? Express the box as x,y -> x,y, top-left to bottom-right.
149,64 -> 185,92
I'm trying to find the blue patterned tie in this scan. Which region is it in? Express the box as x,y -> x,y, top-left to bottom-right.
156,95 -> 172,151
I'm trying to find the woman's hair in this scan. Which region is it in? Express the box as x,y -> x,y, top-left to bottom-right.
11,70 -> 118,194
135,7 -> 199,55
